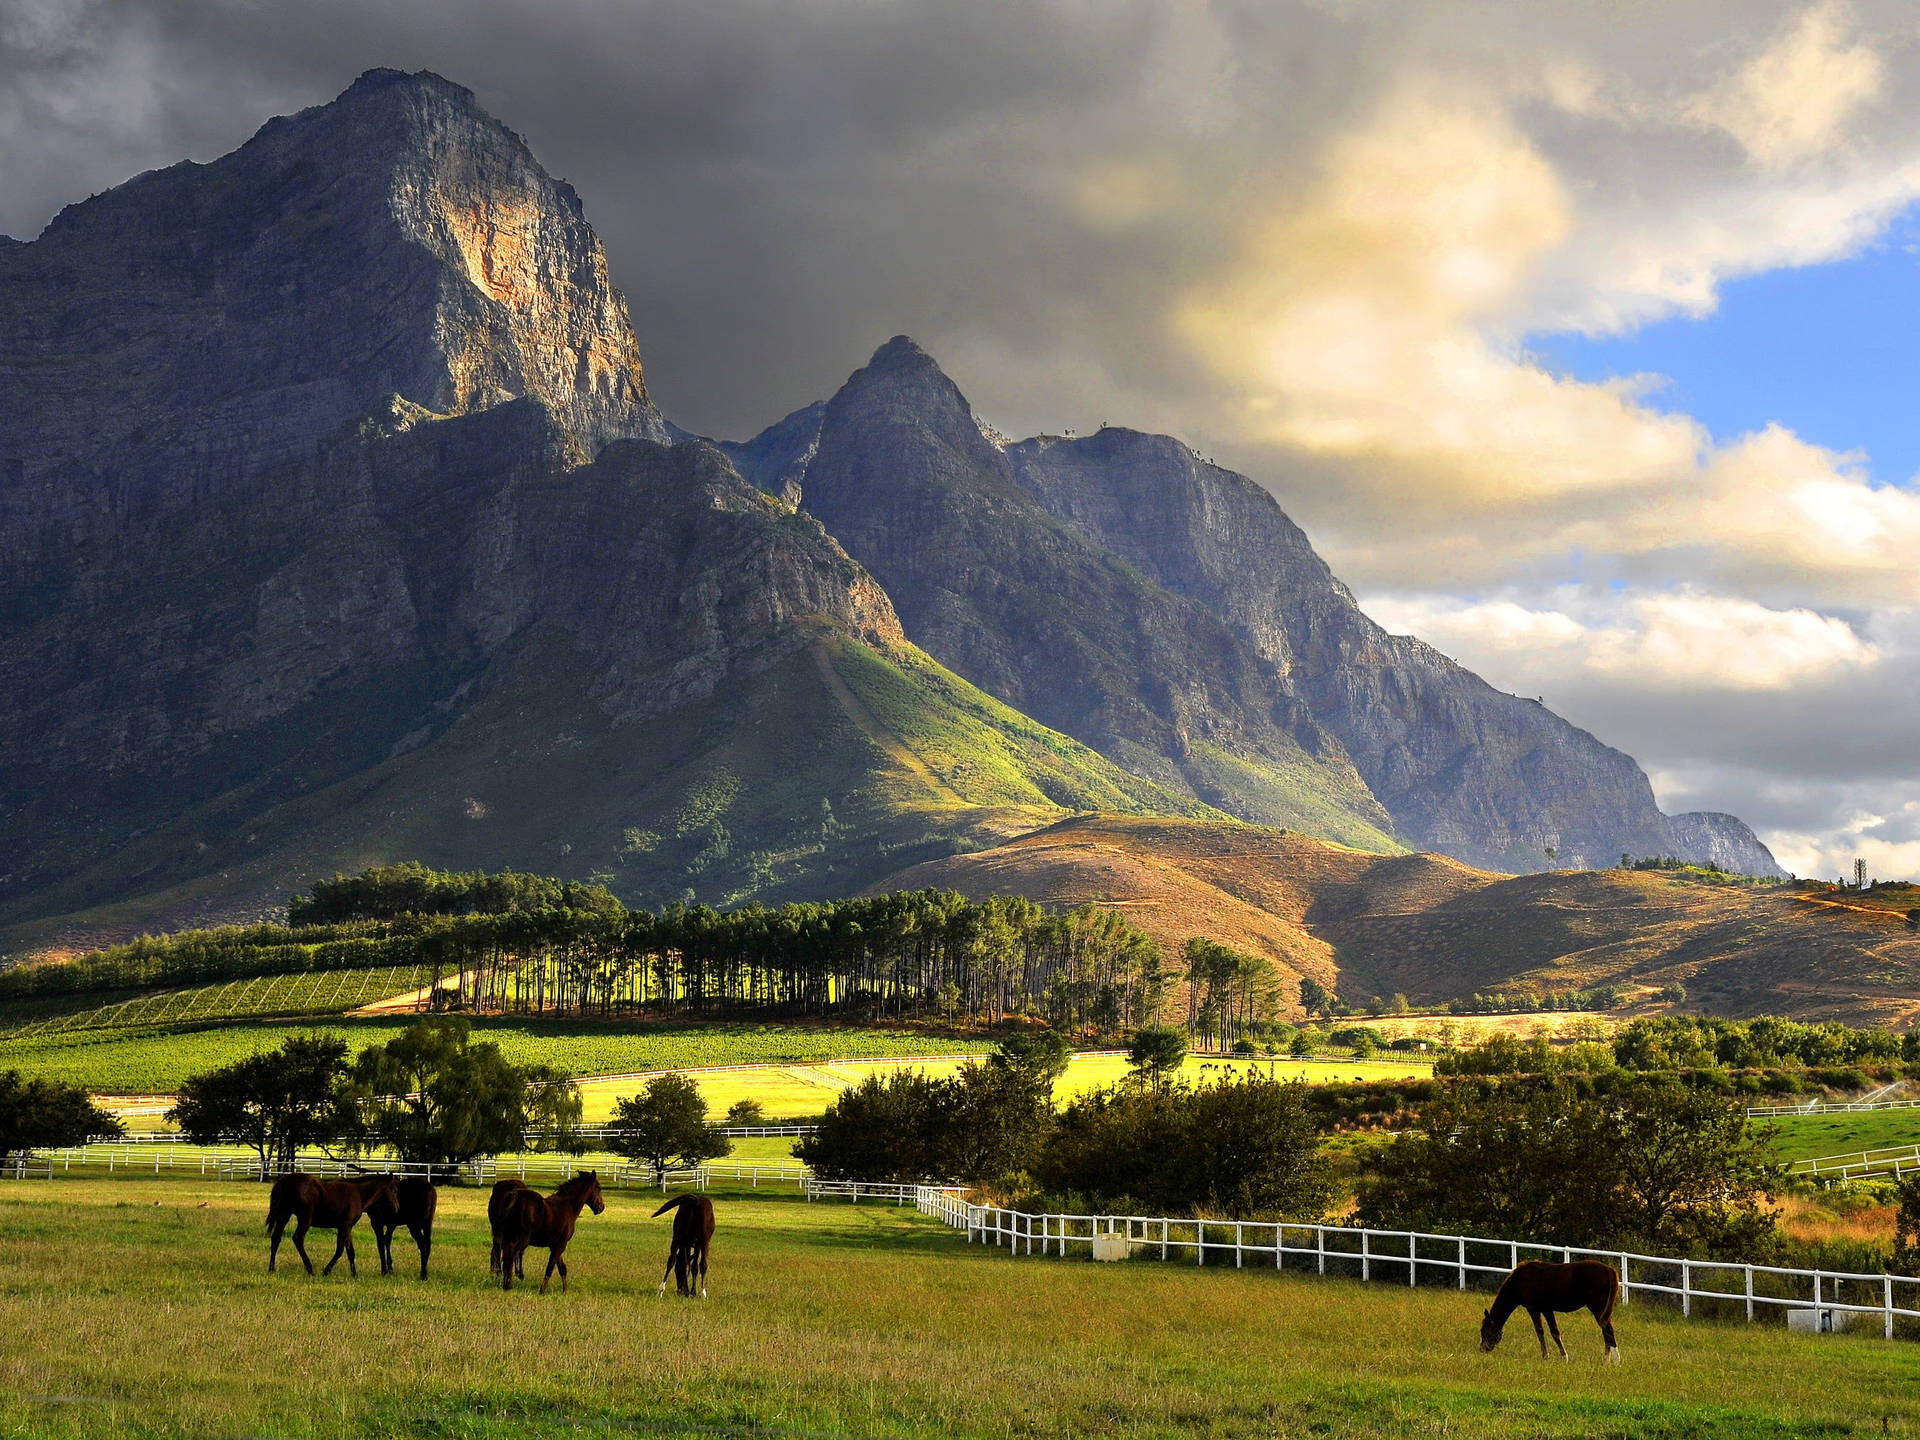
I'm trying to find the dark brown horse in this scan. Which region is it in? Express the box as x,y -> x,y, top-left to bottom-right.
488,1178 -> 529,1278
366,1176 -> 438,1279
492,1171 -> 605,1293
265,1174 -> 397,1277
1481,1260 -> 1620,1362
653,1194 -> 714,1297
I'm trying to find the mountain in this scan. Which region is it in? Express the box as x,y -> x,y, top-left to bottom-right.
728,343 -> 1781,878
0,71 -> 1204,946
0,68 -> 1781,959
874,816 -> 1911,1024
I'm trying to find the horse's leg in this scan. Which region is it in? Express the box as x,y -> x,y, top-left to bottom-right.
657,1243 -> 676,1296
1528,1309 -> 1548,1359
323,1225 -> 349,1276
540,1249 -> 559,1295
1544,1310 -> 1567,1360
412,1221 -> 431,1281
268,1214 -> 284,1273
501,1242 -> 520,1291
1593,1299 -> 1620,1363
697,1238 -> 709,1299
346,1228 -> 358,1278
292,1218 -> 315,1276
556,1252 -> 568,1294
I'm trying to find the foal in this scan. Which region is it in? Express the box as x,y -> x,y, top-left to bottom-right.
1481,1259 -> 1620,1362
265,1174 -> 397,1277
653,1194 -> 715,1297
493,1171 -> 605,1293
367,1176 -> 438,1279
487,1178 -> 529,1278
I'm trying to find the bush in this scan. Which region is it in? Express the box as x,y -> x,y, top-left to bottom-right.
0,1070 -> 122,1162
1356,1078 -> 1780,1256
1032,1075 -> 1333,1220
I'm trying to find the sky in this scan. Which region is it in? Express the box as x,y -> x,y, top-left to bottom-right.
4,0 -> 1918,881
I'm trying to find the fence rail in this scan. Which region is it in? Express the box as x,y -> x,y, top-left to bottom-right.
1791,1144 -> 1920,1182
906,1189 -> 1920,1340
1748,1098 -> 1920,1117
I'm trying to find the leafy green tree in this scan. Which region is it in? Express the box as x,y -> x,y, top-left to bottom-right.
1298,976 -> 1333,1018
347,1017 -> 578,1172
1127,1026 -> 1188,1093
725,1098 -> 767,1126
1035,1075 -> 1332,1220
0,1070 -> 122,1165
607,1073 -> 730,1181
1356,1079 -> 1779,1256
170,1035 -> 351,1178
795,1071 -> 946,1182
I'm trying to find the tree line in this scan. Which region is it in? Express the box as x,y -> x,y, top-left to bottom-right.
3,863 -> 1234,1036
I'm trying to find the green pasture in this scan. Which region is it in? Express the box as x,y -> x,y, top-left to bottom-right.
1,1174 -> 1915,1438
578,1051 -> 1435,1121
0,1019 -> 991,1095
0,965 -> 434,1038
1766,1110 -> 1920,1164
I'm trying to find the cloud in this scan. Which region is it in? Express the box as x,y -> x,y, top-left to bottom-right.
1364,589 -> 1880,692
1685,1 -> 1886,170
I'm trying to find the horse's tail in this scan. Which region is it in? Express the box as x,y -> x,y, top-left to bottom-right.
652,1195 -> 691,1218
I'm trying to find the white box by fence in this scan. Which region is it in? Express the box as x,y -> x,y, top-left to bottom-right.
1788,1307 -> 1861,1335
1091,1231 -> 1129,1262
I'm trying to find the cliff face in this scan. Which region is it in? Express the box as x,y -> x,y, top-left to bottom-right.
736,346 -> 1783,878
782,337 -> 1400,849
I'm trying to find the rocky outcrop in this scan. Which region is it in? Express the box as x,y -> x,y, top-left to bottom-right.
776,337 -> 1399,848
734,344 -> 1783,878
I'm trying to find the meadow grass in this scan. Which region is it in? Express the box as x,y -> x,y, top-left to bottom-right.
1766,1110 -> 1920,1164
576,1052 -> 1435,1121
0,1174 -> 1915,1439
0,1020 -> 994,1095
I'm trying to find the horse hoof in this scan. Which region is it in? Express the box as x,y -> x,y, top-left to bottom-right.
1606,1348 -> 1621,1365
657,1283 -> 667,1297
699,1289 -> 708,1299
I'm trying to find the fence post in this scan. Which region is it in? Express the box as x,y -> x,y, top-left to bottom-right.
1362,1230 -> 1370,1283
1236,1222 -> 1244,1270
1745,1266 -> 1754,1322
1197,1220 -> 1205,1266
1619,1254 -> 1629,1306
1161,1218 -> 1168,1261
1887,1276 -> 1895,1340
1682,1259 -> 1691,1318
1814,1271 -> 1822,1326
1318,1226 -> 1326,1276
1409,1233 -> 1417,1287
1275,1223 -> 1283,1270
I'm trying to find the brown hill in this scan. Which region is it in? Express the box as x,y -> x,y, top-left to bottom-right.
871,816 -> 1920,1025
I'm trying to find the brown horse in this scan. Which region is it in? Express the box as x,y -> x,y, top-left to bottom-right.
1481,1260 -> 1620,1362
366,1176 -> 438,1280
488,1179 -> 529,1278
653,1194 -> 714,1297
265,1174 -> 397,1277
493,1171 -> 605,1293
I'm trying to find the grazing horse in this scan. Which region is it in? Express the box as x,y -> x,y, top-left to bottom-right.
653,1194 -> 715,1297
1481,1260 -> 1620,1362
488,1178 -> 529,1278
265,1174 -> 397,1277
492,1171 -> 605,1293
366,1176 -> 438,1280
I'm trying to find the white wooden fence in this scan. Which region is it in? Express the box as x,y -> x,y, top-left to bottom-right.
1748,1098 -> 1920,1117
1791,1144 -> 1920,1182
906,1189 -> 1920,1340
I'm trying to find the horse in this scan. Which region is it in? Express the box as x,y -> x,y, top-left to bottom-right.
1480,1259 -> 1620,1362
653,1194 -> 715,1297
265,1173 -> 397,1277
492,1171 -> 604,1293
488,1178 -> 529,1278
366,1175 -> 438,1280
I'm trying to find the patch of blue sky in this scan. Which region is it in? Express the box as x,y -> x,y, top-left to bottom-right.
1528,202 -> 1920,486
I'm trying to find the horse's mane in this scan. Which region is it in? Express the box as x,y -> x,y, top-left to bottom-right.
555,1170 -> 599,1198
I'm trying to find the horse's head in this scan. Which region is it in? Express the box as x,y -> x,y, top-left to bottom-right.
583,1170 -> 605,1215
1479,1307 -> 1503,1353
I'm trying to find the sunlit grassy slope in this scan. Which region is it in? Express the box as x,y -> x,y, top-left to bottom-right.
2,1175 -> 1915,1439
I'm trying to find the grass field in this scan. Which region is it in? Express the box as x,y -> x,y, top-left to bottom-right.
0,1020 -> 994,1095
0,966 -> 434,1038
579,1052 -> 1435,1121
1,1174 -> 1916,1438
1768,1110 -> 1920,1163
